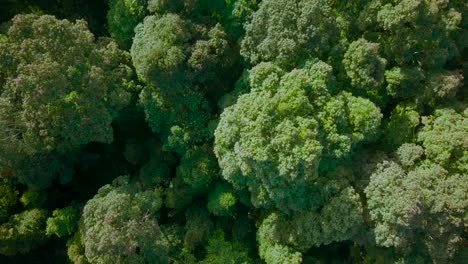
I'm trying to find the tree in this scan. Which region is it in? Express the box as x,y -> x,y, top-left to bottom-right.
214,60 -> 382,213
67,231 -> 89,264
241,0 -> 340,67
220,0 -> 258,40
79,176 -> 167,263
0,179 -> 18,223
417,108 -> 467,167
207,183 -> 237,217
342,38 -> 387,96
0,209 -> 48,256
138,86 -> 212,155
257,187 -> 364,263
176,145 -> 218,195
384,66 -> 425,99
107,0 -> 147,48
147,0 -> 182,14
201,229 -> 253,264
188,23 -> 231,84
131,14 -> 190,88
184,205 -> 212,250
382,103 -> 420,150
131,8 -> 234,90
46,205 -> 81,238
0,15 -> 132,188
366,108 -> 467,263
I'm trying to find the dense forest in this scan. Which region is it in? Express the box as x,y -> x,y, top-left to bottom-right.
0,0 -> 466,263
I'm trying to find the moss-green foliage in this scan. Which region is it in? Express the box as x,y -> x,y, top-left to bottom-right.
78,176 -> 166,263
188,23 -> 231,83
0,1 -> 466,263
107,0 -> 146,49
139,86 -> 212,155
0,209 -> 48,256
343,38 -> 387,98
207,183 -> 236,217
220,0 -> 257,40
67,232 -> 89,264
184,206 -> 212,250
46,205 -> 81,238
382,103 -> 421,150
20,189 -> 46,209
0,15 -> 131,154
176,145 -> 218,194
241,0 -> 339,67
257,187 -> 364,258
131,14 -> 190,87
366,108 -> 467,262
0,14 -> 132,189
0,181 -> 18,222
201,229 -> 253,264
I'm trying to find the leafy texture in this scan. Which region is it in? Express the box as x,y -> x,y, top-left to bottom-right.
215,61 -> 381,213
366,108 -> 467,263
241,0 -> 339,67
0,209 -> 47,256
80,176 -> 166,263
0,15 -> 132,188
107,0 -> 147,48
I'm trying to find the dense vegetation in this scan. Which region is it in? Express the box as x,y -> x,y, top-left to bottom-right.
0,0 -> 466,263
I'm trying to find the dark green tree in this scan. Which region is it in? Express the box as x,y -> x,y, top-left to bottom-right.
107,0 -> 147,48
201,229 -> 253,264
241,0 -> 340,67
207,183 -> 237,217
0,209 -> 48,256
0,15 -> 132,188
78,176 -> 167,263
215,60 -> 382,213
46,205 -> 81,238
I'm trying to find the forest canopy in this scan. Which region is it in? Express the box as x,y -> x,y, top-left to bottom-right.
0,0 -> 466,263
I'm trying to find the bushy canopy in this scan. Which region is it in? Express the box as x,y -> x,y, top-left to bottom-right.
241,0 -> 339,67
0,1 -> 466,263
80,176 -> 166,263
107,0 -> 147,48
215,60 -> 382,213
0,209 -> 48,256
131,14 -> 190,88
0,14 -> 132,188
0,15 -> 131,155
366,108 -> 467,262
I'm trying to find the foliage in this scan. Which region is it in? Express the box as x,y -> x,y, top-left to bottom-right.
0,1 -> 466,263
79,176 -> 166,263
241,0 -> 340,67
131,14 -> 190,87
138,85 -> 211,154
0,209 -> 48,256
0,180 -> 18,222
343,38 -> 387,99
176,145 -> 218,194
366,108 -> 467,262
201,229 -> 253,264
46,205 -> 81,238
214,60 -> 381,213
107,0 -> 147,48
207,183 -> 237,217
0,14 -> 132,188
0,14 -> 131,154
